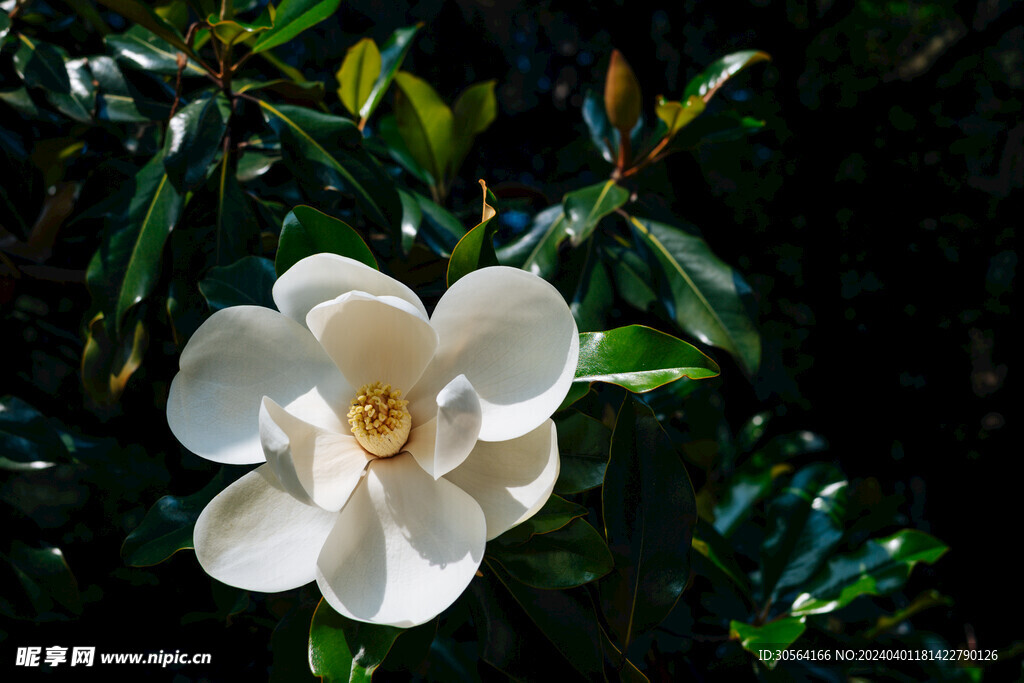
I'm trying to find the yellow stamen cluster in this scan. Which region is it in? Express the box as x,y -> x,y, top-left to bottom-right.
347,382 -> 412,457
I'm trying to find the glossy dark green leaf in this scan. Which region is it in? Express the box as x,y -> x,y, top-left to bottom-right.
582,89 -> 615,163
576,325 -> 720,393
105,26 -> 207,76
494,495 -> 588,546
516,207 -> 568,279
628,215 -> 761,377
308,598 -> 402,683
446,182 -> 496,286
44,57 -> 95,122
375,113 -> 433,186
359,24 -> 421,121
607,242 -> 657,312
671,111 -> 767,150
4,541 -> 82,616
604,49 -> 641,133
712,458 -> 789,538
252,0 -> 343,53
393,71 -> 454,187
235,78 -> 326,104
570,242 -> 613,332
0,396 -> 68,471
164,93 -> 231,192
13,35 -> 71,94
199,256 -> 277,311
276,205 -> 377,276
729,617 -> 806,669
761,463 -> 848,600
683,50 -> 771,102
554,411 -> 609,494
0,87 -> 44,120
0,11 -> 10,41
397,188 -> 422,254
562,180 -> 629,246
206,11 -> 272,45
489,517 -> 612,589
91,55 -> 170,121
655,95 -> 705,138
409,191 -> 462,256
451,79 -> 497,168
691,520 -> 750,597
601,398 -> 697,647
212,155 -> 261,266
121,468 -> 234,566
260,100 -> 400,230
790,530 -> 948,617
337,38 -> 381,117
95,0 -> 194,55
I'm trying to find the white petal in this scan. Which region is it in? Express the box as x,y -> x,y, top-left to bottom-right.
444,419 -> 559,540
306,292 -> 438,391
167,306 -> 350,465
406,267 -> 579,442
404,375 -> 481,479
273,254 -> 428,326
194,465 -> 339,592
260,398 -> 372,511
315,454 -> 486,627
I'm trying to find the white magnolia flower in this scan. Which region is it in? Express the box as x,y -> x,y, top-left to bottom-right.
166,254 -> 579,627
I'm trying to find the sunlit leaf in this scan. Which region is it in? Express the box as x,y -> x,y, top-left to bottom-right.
393,71 -> 454,188
164,92 -> 231,192
514,206 -> 567,279
276,205 -> 377,275
206,10 -> 272,45
337,38 -> 381,117
628,215 -> 761,377
604,49 -> 641,133
308,599 -> 402,683
105,25 -> 207,76
446,180 -> 497,286
359,23 -> 421,121
655,95 -> 705,138
91,55 -> 170,121
683,50 -> 770,103
235,79 -> 326,104
790,530 -> 948,617
562,180 -> 629,247
451,79 -> 497,168
582,90 -> 615,163
729,618 -> 806,669
81,311 -> 148,405
252,0 -> 343,54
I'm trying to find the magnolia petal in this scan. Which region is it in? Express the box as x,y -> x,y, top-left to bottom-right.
260,398 -> 372,511
315,454 -> 486,627
404,375 -> 481,480
167,306 -> 350,465
407,267 -> 579,442
194,465 -> 339,592
444,419 -> 560,541
306,292 -> 438,392
273,253 -> 428,326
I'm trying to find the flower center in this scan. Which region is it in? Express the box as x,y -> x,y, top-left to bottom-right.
347,382 -> 412,458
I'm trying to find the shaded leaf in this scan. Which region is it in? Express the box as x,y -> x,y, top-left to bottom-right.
95,0 -> 194,56
0,396 -> 69,471
671,111 -> 767,150
628,215 -> 761,377
359,23 -> 421,121
582,89 -> 615,163
604,49 -> 641,133
683,50 -> 770,102
601,398 -> 697,647
81,311 -> 148,405
570,242 -> 613,332
13,35 -> 71,94
791,530 -> 948,617
729,618 -> 806,670
91,55 -> 170,121
253,0 -> 343,53
554,411 -> 610,494
692,520 -> 750,598
575,325 -> 720,392
44,57 -> 95,122
337,38 -> 381,117
199,256 -> 277,311
489,518 -> 613,589
563,180 -> 629,246
375,113 -> 433,186
164,92 -> 231,192
276,205 -> 377,276
393,71 -> 454,187
494,495 -> 588,546
236,78 -> 326,105
3,542 -> 81,617
308,599 -> 402,683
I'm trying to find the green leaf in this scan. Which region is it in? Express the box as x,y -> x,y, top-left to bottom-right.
0,396 -> 68,471
446,181 -> 497,286
606,242 -> 657,312
489,517 -> 613,589
235,78 -> 326,104
683,50 -> 770,102
691,520 -> 750,597
671,111 -> 767,150
570,242 -> 613,332
359,23 -> 421,121
206,11 -> 272,45
0,11 -> 10,41
410,191 -> 463,257
80,311 -> 149,405
601,397 -> 697,647
554,411 -> 610,494
14,35 -> 71,94
308,599 -> 402,683
729,618 -> 806,669
655,95 -> 705,138
628,215 -> 761,377
259,100 -> 400,231
105,25 -> 207,76
45,57 -> 95,122
95,0 -> 194,56
582,89 -> 615,163
761,464 -> 848,600
252,0 -> 343,53
575,325 -> 720,392
494,495 -> 588,546
337,38 -> 381,117
517,207 -> 568,279
451,79 -> 497,169
375,114 -> 434,186
604,49 -> 641,133
276,205 -> 377,276
163,93 -> 231,192
393,71 -> 454,188
3,542 -> 82,616
199,256 -> 277,311
562,180 -> 629,247
212,154 -> 261,266
397,188 -> 422,254
790,530 -> 948,617
121,469 -> 234,566
91,55 -> 170,121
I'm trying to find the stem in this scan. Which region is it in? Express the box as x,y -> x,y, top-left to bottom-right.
621,135 -> 673,179
220,0 -> 233,21
616,129 -> 632,173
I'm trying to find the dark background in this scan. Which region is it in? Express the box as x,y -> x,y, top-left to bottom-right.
2,0 -> 1017,678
